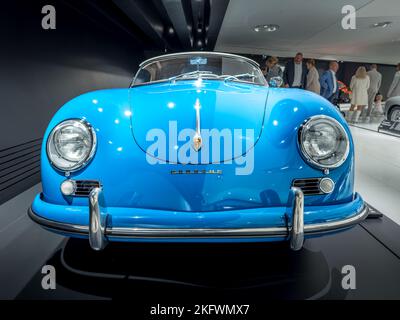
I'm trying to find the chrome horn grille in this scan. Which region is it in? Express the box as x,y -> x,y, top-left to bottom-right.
292,178 -> 322,196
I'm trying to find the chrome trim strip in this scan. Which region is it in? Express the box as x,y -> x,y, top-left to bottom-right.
88,187 -> 108,251
303,204 -> 368,233
108,226 -> 287,238
289,187 -> 304,251
28,204 -> 369,239
193,98 -> 202,152
28,209 -> 90,234
139,51 -> 260,68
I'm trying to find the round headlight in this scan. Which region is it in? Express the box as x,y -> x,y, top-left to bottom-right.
47,119 -> 96,172
299,116 -> 349,169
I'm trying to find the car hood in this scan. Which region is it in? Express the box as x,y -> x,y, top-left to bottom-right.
129,80 -> 269,163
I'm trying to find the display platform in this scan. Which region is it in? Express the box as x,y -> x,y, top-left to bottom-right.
351,121 -> 400,139
341,102 -> 400,139
15,204 -> 400,300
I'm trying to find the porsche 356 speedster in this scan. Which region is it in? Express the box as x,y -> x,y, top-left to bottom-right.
28,52 -> 368,251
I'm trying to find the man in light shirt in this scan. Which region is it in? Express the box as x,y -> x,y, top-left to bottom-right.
364,64 -> 382,122
387,63 -> 400,98
320,61 -> 339,103
283,52 -> 307,88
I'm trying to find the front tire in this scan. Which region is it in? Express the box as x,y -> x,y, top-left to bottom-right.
388,105 -> 400,121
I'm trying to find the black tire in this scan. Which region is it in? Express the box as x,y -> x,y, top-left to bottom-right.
388,105 -> 400,121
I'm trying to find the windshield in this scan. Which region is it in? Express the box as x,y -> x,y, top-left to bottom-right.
132,53 -> 266,86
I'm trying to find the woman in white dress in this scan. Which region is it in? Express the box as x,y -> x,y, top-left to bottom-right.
346,66 -> 370,123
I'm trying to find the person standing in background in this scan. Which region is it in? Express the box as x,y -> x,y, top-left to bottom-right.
372,93 -> 384,116
387,63 -> 400,98
347,66 -> 370,123
283,52 -> 307,88
363,64 -> 382,122
305,59 -> 320,94
320,61 -> 339,103
263,56 -> 282,83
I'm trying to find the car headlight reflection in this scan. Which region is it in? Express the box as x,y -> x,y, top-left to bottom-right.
299,116 -> 349,169
47,119 -> 96,172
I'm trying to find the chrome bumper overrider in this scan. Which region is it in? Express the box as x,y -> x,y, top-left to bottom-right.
28,187 -> 369,251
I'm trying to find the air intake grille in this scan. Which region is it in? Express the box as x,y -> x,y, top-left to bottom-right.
74,180 -> 101,197
292,178 -> 322,195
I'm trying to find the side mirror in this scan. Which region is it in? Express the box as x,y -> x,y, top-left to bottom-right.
269,76 -> 283,88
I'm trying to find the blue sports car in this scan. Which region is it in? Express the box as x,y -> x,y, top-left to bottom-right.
29,52 -> 368,251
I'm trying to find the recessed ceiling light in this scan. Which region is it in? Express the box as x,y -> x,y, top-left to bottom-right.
371,21 -> 392,28
253,24 -> 280,32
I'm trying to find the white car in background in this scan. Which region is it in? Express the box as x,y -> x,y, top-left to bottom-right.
385,96 -> 400,122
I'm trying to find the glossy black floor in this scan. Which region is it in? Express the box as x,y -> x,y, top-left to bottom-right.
12,205 -> 400,300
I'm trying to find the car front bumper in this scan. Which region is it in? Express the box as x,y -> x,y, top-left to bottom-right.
28,187 -> 368,251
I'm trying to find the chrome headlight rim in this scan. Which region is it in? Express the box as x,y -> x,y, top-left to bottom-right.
298,115 -> 350,169
46,118 -> 97,172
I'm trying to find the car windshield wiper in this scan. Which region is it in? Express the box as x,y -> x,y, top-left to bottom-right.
222,73 -> 257,83
168,70 -> 218,82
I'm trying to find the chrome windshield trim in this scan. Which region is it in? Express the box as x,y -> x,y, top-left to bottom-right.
28,204 -> 369,239
132,52 -> 265,88
130,77 -> 267,88
139,51 -> 260,68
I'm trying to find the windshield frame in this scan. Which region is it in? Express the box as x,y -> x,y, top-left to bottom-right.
130,51 -> 267,87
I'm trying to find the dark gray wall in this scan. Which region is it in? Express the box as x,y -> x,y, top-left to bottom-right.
377,65 -> 397,98
0,1 -> 145,204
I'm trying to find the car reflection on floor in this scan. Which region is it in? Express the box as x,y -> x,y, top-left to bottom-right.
17,237 -> 344,300
14,205 -> 400,300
